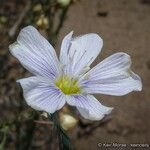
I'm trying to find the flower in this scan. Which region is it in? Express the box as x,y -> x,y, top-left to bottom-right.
9,26 -> 142,120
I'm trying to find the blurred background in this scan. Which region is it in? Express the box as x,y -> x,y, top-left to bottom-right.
0,0 -> 150,149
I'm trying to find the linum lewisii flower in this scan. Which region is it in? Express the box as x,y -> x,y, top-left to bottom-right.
9,26 -> 142,120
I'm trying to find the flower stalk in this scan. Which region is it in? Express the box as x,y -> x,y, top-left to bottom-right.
48,113 -> 73,150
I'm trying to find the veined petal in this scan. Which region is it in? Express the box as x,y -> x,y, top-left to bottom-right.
64,33 -> 103,76
66,94 -> 112,120
59,31 -> 73,65
80,52 -> 142,96
9,26 -> 60,79
17,76 -> 66,113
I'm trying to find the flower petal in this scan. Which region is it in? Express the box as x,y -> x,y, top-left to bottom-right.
66,94 -> 112,120
64,33 -> 103,76
59,31 -> 73,65
9,26 -> 60,79
80,52 -> 142,96
17,76 -> 66,113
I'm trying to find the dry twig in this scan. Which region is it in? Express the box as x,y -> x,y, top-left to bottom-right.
9,1 -> 31,37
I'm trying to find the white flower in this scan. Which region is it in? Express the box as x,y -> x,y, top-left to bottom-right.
9,26 -> 142,120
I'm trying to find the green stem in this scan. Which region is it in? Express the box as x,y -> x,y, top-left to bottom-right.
48,113 -> 73,150
0,134 -> 6,150
0,126 -> 9,150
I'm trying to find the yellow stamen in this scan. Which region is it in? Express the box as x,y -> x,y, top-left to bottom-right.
55,75 -> 81,95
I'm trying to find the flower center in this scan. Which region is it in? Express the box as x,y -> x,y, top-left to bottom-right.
55,76 -> 81,95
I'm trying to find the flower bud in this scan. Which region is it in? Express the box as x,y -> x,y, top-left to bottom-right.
60,113 -> 78,130
41,112 -> 48,118
36,15 -> 49,29
33,4 -> 42,12
57,0 -> 71,7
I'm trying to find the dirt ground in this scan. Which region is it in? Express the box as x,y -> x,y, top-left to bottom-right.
0,0 -> 150,150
